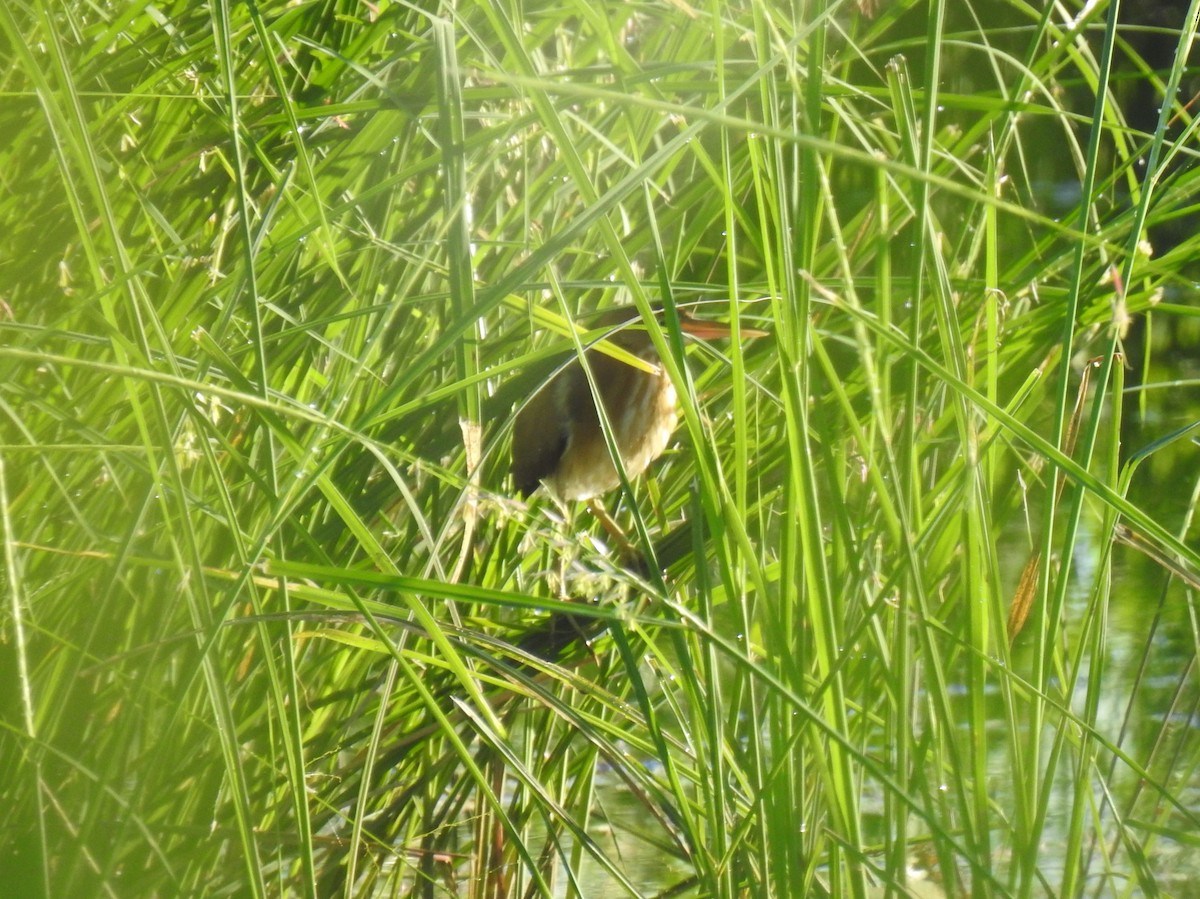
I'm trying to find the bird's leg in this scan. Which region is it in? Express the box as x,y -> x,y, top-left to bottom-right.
585,498 -> 647,572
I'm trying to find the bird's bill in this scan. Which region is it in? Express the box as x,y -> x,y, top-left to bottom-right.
678,311 -> 769,340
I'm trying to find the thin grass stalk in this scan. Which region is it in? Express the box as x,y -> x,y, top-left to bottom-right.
908,8 -> 1005,886
871,159 -> 914,892
0,453 -> 48,897
435,15 -> 485,590
743,54 -> 805,899
1025,4 -> 1123,894
790,6 -> 868,894
219,2 -> 322,893
205,6 -> 289,888
737,9 -> 790,894
885,50 -> 972,892
1063,359 -> 1123,893
709,29 -> 762,888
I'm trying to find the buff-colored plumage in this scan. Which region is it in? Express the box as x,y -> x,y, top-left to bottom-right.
512,309 -> 757,501
513,322 -> 675,500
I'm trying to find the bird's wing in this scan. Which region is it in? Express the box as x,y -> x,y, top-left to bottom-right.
511,374 -> 571,497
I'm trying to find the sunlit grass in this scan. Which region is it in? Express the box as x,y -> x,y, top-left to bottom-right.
2,0 -> 1200,896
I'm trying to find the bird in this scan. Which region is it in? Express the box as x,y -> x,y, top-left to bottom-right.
511,307 -> 765,504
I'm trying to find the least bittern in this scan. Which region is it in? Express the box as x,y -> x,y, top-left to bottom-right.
512,307 -> 764,551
